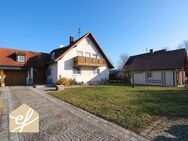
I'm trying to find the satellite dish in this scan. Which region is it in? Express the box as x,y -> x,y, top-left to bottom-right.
59,44 -> 64,48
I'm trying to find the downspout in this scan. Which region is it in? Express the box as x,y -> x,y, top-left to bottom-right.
172,70 -> 175,86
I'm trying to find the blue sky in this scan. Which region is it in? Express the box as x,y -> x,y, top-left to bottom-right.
1,0 -> 188,67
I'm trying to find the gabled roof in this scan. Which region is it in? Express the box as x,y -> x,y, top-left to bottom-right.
124,48 -> 187,71
50,32 -> 114,68
0,48 -> 50,68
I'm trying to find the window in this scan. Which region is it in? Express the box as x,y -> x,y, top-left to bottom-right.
17,55 -> 25,62
73,67 -> 81,74
97,69 -> 100,74
51,52 -> 55,60
92,53 -> 98,58
94,68 -> 100,74
77,51 -> 83,56
146,72 -> 152,79
85,52 -> 91,57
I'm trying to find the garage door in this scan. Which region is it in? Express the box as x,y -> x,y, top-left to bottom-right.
5,70 -> 27,86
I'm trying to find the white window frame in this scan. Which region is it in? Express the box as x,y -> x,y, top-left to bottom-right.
85,52 -> 91,58
77,51 -> 83,56
73,67 -> 81,74
146,72 -> 152,79
17,55 -> 25,62
94,68 -> 100,74
92,53 -> 98,58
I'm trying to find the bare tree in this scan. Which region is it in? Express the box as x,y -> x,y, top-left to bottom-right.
178,40 -> 188,79
117,54 -> 129,70
123,65 -> 136,88
178,40 -> 188,52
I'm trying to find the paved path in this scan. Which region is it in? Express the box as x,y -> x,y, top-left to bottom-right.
0,87 -> 147,141
140,117 -> 188,141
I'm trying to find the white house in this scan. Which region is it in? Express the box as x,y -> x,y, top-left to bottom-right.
47,32 -> 114,84
124,49 -> 187,87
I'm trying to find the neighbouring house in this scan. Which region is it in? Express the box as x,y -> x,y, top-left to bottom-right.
47,32 -> 113,84
123,48 -> 187,87
0,48 -> 50,86
0,32 -> 113,86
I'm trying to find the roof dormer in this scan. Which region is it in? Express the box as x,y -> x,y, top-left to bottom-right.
16,52 -> 26,63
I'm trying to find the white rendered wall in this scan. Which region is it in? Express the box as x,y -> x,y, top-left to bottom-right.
57,37 -> 109,83
26,67 -> 33,85
133,70 -> 175,86
165,70 -> 174,86
47,62 -> 57,83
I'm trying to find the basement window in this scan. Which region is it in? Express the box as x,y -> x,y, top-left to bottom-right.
94,68 -> 100,74
17,55 -> 25,62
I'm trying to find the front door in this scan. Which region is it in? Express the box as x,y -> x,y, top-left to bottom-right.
161,71 -> 166,86
33,68 -> 46,84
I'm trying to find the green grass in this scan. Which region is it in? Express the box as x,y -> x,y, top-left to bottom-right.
50,85 -> 188,133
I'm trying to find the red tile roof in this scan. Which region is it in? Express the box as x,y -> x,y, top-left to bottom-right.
124,48 -> 187,71
0,48 -> 50,68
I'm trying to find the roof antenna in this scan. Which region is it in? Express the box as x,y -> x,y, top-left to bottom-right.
78,27 -> 81,38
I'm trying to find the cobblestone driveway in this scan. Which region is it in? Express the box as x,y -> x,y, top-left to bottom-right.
140,117 -> 188,141
0,87 -> 147,141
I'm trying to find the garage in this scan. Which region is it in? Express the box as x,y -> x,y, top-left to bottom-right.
4,70 -> 27,86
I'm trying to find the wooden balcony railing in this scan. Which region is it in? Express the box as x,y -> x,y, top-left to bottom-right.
74,56 -> 105,67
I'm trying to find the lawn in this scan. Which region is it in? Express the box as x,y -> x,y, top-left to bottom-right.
50,85 -> 188,133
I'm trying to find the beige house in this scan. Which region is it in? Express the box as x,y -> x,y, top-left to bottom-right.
124,49 -> 187,87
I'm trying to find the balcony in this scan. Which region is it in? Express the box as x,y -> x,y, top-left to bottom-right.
74,56 -> 105,67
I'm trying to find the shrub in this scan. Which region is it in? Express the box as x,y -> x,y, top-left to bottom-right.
77,81 -> 84,85
57,78 -> 80,86
69,79 -> 77,85
57,77 -> 70,86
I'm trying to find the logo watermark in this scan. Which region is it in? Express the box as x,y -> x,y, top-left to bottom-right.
9,103 -> 39,133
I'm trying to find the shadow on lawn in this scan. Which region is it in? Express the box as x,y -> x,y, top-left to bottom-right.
127,89 -> 188,118
153,124 -> 188,141
125,90 -> 188,95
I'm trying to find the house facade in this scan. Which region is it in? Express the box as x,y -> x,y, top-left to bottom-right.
0,48 -> 50,86
124,49 -> 187,87
0,32 -> 113,86
47,33 -> 113,84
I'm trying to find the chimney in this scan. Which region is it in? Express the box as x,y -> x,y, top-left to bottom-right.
150,49 -> 154,53
70,36 -> 74,44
